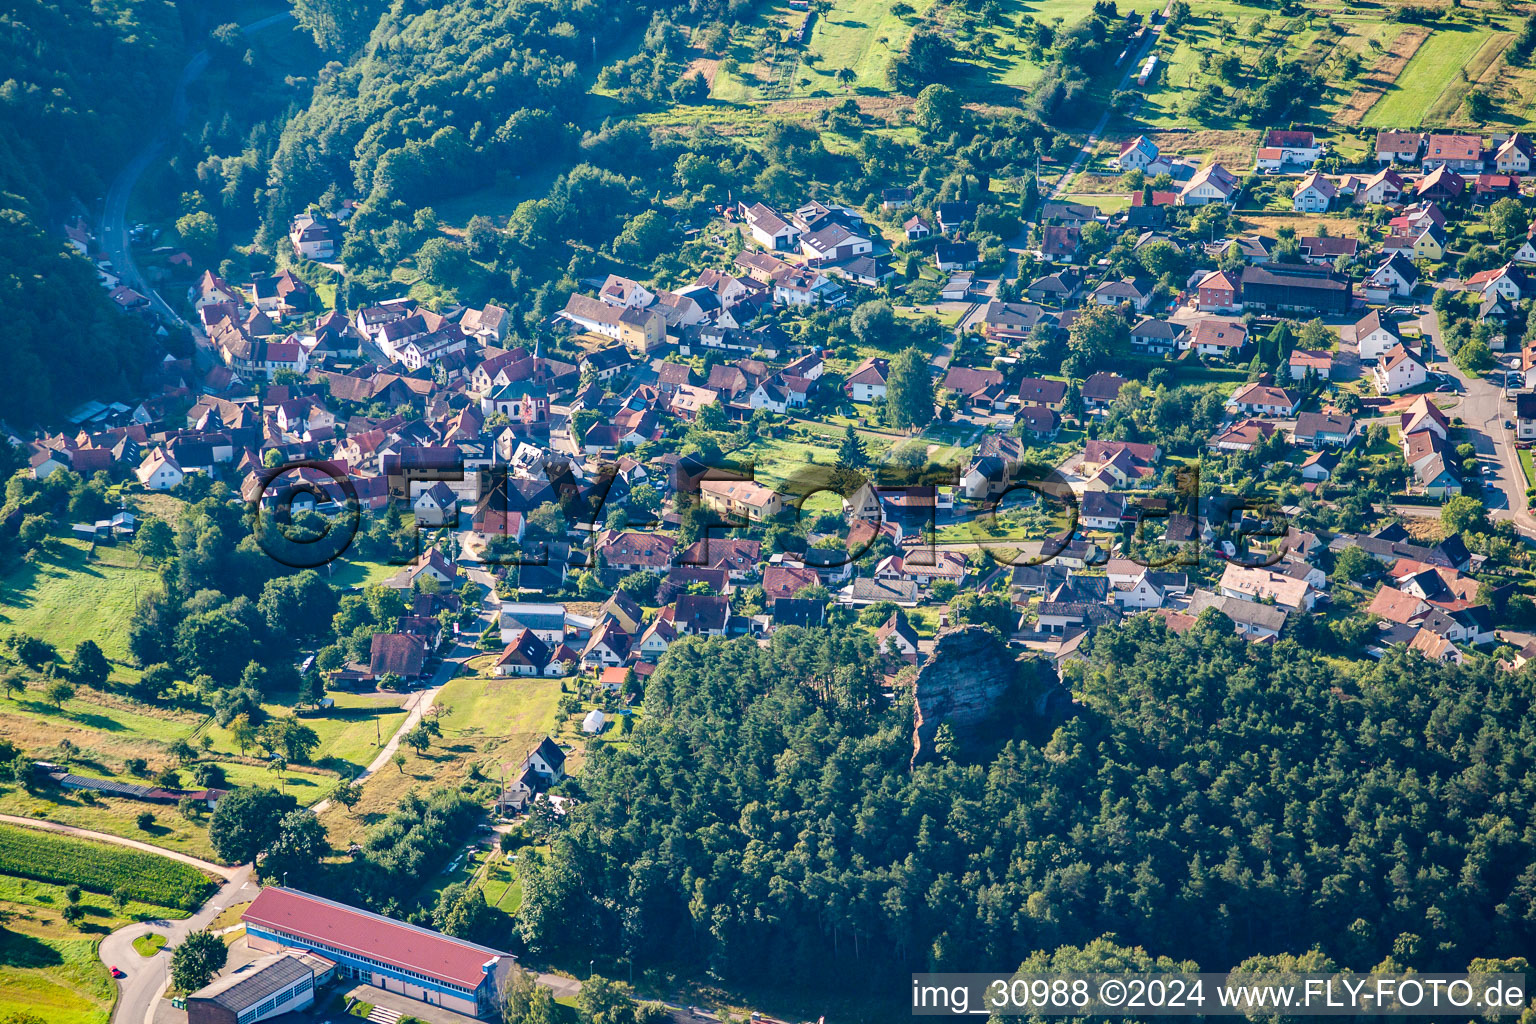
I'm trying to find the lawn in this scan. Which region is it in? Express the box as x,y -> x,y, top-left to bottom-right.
198,691 -> 408,777
0,539 -> 156,667
323,556 -> 408,590
132,933 -> 166,957
316,673 -> 565,847
0,785 -> 219,862
480,853 -> 523,913
1061,192 -> 1130,214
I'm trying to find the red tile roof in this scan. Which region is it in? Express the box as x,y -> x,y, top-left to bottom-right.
243,887 -> 510,989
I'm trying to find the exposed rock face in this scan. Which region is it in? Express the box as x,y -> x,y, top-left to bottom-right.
911,625 -> 1026,765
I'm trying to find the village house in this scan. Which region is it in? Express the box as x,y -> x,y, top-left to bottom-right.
844,356 -> 889,402
1130,317 -> 1187,357
982,301 -> 1054,344
596,529 -> 676,573
1295,236 -> 1359,267
1496,133 -> 1534,173
1190,318 -> 1248,359
1294,411 -> 1357,448
560,295 -> 666,353
739,201 -> 800,250
1355,167 -> 1407,205
1421,133 -> 1483,172
1090,276 -> 1155,313
1115,135 -> 1163,172
1288,348 -> 1333,380
288,213 -> 339,259
1346,310 -> 1404,362
1228,381 -> 1300,417
1375,131 -> 1425,165
1219,562 -> 1318,612
1374,344 -> 1429,395
1081,372 -> 1128,413
1196,270 -> 1240,313
1178,163 -> 1239,206
1291,172 -> 1337,213
699,478 -> 784,522
1365,253 -> 1419,303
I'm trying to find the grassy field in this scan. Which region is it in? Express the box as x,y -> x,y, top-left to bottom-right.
0,687 -> 202,783
317,672 -> 566,847
0,826 -> 199,1024
0,784 -> 219,861
1364,24 -> 1498,127
0,539 -> 155,668
199,691 -> 409,777
711,0 -> 937,102
0,925 -> 115,1024
1126,0 -> 1531,131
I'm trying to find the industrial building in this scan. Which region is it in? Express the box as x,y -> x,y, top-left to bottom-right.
185,949 -> 335,1024
242,886 -> 515,1019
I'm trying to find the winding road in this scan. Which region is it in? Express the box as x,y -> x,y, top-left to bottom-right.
96,10 -> 294,330
0,815 -> 252,1024
102,868 -> 258,1024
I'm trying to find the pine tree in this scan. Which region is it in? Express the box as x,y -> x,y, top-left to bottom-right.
836,425 -> 869,468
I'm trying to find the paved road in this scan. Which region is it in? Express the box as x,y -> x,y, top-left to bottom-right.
308,653 -> 467,814
0,814 -> 236,878
0,815 -> 252,1024
1422,312 -> 1536,535
97,10 -> 294,331
103,868 -> 259,1024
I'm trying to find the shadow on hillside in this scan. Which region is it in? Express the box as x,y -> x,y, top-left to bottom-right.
0,929 -> 64,968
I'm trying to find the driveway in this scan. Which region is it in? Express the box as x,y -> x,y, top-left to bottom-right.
1045,16 -> 1163,200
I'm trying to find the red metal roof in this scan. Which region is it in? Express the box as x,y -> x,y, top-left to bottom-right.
243,887 -> 510,989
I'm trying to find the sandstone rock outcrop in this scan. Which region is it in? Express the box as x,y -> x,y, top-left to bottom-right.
911,624 -> 1029,765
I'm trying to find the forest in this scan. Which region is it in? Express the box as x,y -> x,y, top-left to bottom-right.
0,0 -> 190,425
517,618 -> 1536,997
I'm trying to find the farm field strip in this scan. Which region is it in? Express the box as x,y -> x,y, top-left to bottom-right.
1364,26 -> 1496,127
0,821 -> 215,906
1339,26 -> 1432,125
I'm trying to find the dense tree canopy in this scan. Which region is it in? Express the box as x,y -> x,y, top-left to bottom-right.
518,620 -> 1536,1000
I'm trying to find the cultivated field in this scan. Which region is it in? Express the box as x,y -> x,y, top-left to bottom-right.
0,822 -> 215,907
0,823 -> 200,1024
1364,24 -> 1499,127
